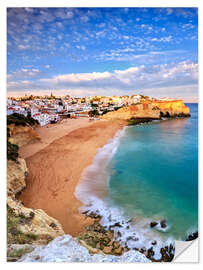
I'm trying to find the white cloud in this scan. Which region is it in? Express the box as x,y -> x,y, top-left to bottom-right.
18,44 -> 31,50
76,45 -> 86,51
151,36 -> 172,43
40,71 -> 111,84
80,16 -> 89,23
7,62 -> 198,102
25,8 -> 34,13
8,68 -> 42,80
97,23 -> 106,28
166,8 -> 173,15
182,23 -> 195,30
66,11 -> 74,19
95,30 -> 106,39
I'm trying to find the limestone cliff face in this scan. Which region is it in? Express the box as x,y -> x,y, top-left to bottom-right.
102,100 -> 190,121
151,100 -> 190,117
7,158 -> 27,196
7,197 -> 65,242
8,124 -> 40,147
102,103 -> 160,120
7,158 -> 65,244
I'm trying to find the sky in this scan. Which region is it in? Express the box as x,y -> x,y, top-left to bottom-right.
7,7 -> 198,101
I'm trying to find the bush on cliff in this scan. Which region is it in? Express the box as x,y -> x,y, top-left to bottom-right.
127,118 -> 153,125
102,109 -> 110,115
7,141 -> 19,161
7,127 -> 19,161
88,109 -> 99,117
7,205 -> 38,245
7,113 -> 39,127
114,107 -> 121,111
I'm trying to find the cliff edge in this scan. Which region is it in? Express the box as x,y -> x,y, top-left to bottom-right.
8,124 -> 40,147
7,115 -> 65,261
7,158 -> 65,243
102,100 -> 190,121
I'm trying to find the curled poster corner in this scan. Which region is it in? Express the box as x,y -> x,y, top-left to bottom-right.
174,239 -> 199,263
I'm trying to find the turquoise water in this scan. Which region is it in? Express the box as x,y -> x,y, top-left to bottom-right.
108,103 -> 198,240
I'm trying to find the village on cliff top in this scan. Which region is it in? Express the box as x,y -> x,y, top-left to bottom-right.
7,93 -> 190,126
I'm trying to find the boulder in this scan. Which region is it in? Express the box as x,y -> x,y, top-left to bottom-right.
185,231 -> 198,241
160,219 -> 167,229
150,221 -> 158,228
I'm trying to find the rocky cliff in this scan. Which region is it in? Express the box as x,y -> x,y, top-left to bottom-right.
102,100 -> 190,121
18,235 -> 151,262
8,124 -> 40,147
151,100 -> 190,117
7,157 -> 65,260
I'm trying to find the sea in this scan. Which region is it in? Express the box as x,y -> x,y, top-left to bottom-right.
75,103 -> 198,260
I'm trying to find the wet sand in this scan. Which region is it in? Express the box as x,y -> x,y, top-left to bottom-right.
19,119 -> 125,236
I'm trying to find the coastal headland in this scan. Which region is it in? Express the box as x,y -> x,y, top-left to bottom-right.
18,100 -> 190,236
101,99 -> 190,120
19,119 -> 126,235
8,100 -> 191,261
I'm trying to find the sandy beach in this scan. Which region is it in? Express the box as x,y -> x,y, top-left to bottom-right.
19,118 -> 125,236
19,118 -> 98,159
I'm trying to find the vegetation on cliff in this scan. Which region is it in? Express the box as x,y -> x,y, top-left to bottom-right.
127,118 -> 155,126
88,109 -> 100,117
7,113 -> 39,127
7,127 -> 19,161
7,113 -> 64,261
78,219 -> 126,256
7,205 -> 38,245
7,114 -> 38,153
7,141 -> 19,162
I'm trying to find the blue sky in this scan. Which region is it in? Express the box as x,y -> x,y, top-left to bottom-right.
7,7 -> 198,101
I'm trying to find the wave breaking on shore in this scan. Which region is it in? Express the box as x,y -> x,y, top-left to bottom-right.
75,127 -> 175,261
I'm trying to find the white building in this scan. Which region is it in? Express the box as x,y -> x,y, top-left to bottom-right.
32,112 -> 51,126
7,106 -> 28,116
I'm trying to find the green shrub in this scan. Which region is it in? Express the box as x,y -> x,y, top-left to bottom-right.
7,113 -> 39,126
7,141 -> 19,161
88,109 -> 99,117
127,118 -> 153,126
7,205 -> 38,245
114,106 -> 121,111
102,109 -> 110,115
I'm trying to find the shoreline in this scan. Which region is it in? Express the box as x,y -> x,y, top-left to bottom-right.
74,127 -> 175,261
18,115 -> 194,261
19,119 -> 126,236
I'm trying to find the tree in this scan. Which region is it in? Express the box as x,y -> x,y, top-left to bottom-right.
102,109 -> 109,115
88,109 -> 99,117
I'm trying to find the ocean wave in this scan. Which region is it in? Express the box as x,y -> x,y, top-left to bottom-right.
75,127 -> 175,261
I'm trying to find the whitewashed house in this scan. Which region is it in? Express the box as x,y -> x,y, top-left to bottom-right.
32,112 -> 51,126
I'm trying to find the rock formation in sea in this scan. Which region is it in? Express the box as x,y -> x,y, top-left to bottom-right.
101,100 -> 190,121
185,231 -> 198,241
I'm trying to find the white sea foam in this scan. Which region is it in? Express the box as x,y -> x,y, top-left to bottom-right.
75,127 -> 127,204
75,127 -> 175,261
